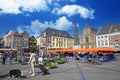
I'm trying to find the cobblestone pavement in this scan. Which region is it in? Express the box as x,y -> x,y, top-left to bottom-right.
0,59 -> 120,80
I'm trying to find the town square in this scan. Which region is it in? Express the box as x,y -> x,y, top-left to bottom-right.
0,57 -> 120,80
0,0 -> 120,80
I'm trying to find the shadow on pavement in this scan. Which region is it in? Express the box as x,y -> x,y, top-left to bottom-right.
0,74 -> 8,79
21,75 -> 27,79
0,74 -> 27,79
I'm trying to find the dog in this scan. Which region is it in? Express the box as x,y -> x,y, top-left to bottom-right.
8,69 -> 21,78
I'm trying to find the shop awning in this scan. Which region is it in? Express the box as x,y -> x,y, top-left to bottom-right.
46,47 -> 117,53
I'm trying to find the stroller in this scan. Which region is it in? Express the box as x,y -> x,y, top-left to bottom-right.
38,64 -> 49,75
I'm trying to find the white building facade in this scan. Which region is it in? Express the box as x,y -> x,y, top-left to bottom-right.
96,34 -> 109,48
96,24 -> 120,50
3,30 -> 14,48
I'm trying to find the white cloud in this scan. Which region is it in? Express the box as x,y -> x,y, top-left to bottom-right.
54,4 -> 95,19
0,0 -> 21,14
52,7 -> 60,14
55,16 -> 72,30
19,0 -> 48,12
0,0 -> 50,14
17,16 -> 73,38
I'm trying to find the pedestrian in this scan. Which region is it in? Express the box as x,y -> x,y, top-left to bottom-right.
9,50 -> 13,65
0,52 -> 2,63
2,52 -> 7,65
38,53 -> 49,75
28,50 -> 37,76
38,53 -> 44,66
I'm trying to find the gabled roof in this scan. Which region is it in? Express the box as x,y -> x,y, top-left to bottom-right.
97,25 -> 111,35
110,24 -> 120,33
29,36 -> 37,42
41,27 -> 72,38
14,31 -> 21,36
21,31 -> 29,37
97,24 -> 120,35
5,30 -> 13,35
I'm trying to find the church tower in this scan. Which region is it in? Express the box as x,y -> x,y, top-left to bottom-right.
73,20 -> 79,45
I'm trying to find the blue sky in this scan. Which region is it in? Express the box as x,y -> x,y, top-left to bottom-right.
0,0 -> 120,38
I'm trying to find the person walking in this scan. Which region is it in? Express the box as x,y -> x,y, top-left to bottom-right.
38,53 -> 49,75
9,50 -> 13,65
2,52 -> 7,65
28,51 -> 37,76
0,52 -> 2,63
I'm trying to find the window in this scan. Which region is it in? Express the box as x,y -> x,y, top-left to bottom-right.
111,41 -> 114,46
115,35 -> 118,40
23,42 -> 24,46
23,42 -> 27,46
115,40 -> 119,47
17,37 -> 19,41
101,40 -> 104,45
105,39 -> 108,45
98,40 -> 100,46
15,37 -> 17,41
14,42 -> 18,47
86,37 -> 89,42
105,36 -> 107,38
56,43 -> 58,47
56,38 -> 58,41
